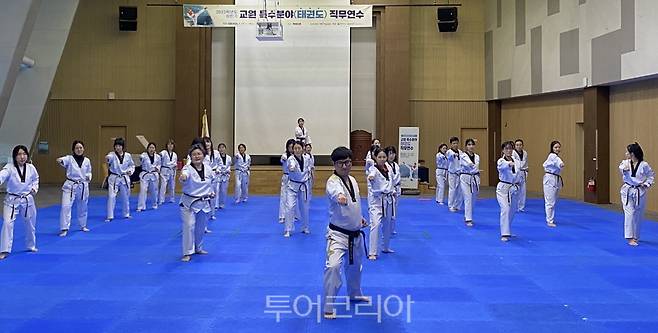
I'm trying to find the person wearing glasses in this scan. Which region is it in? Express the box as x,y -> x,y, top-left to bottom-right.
322,146 -> 369,319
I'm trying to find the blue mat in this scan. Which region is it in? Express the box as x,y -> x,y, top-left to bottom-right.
1,194 -> 658,332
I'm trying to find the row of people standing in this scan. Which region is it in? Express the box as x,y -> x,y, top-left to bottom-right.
105,137 -> 252,224
435,137 -> 654,246
435,137 -> 483,227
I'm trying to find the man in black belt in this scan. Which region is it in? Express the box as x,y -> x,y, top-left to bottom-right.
322,147 -> 369,320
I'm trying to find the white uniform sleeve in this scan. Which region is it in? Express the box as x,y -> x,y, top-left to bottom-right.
645,163 -> 656,187
326,176 -> 345,203
497,158 -> 510,172
180,166 -> 191,184
542,154 -> 556,169
30,165 -> 40,194
57,155 -> 70,168
126,153 -> 136,175
86,158 -> 93,181
0,165 -> 10,185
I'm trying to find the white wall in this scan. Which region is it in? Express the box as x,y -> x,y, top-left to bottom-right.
350,26 -> 376,137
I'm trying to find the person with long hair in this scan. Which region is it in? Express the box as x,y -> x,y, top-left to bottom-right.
159,139 -> 178,205
435,143 -> 449,205
105,138 -> 135,222
543,140 -> 564,227
137,142 -> 161,212
497,141 -> 522,242
0,145 -> 39,260
367,147 -> 395,260
619,142 -> 654,246
459,138 -> 480,227
385,146 -> 401,235
513,139 -> 529,212
234,143 -> 251,204
179,144 -> 214,262
279,139 -> 296,224
447,137 -> 463,212
283,141 -> 312,237
57,140 -> 92,237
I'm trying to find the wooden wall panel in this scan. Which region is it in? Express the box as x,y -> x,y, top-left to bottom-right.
51,1 -> 177,100
377,6 -> 411,146
501,92 -> 584,199
410,101 -> 489,185
610,78 -> 658,213
33,0 -> 178,185
410,1 -> 485,101
32,100 -> 174,185
175,15 -> 211,156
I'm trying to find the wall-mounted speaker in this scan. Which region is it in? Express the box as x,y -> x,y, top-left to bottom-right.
119,6 -> 137,32
437,7 -> 458,32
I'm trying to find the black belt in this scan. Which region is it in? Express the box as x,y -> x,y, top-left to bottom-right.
66,178 -> 86,200
182,192 -> 213,207
7,192 -> 30,219
499,180 -> 520,203
290,179 -> 309,202
381,192 -> 397,218
460,173 -> 480,194
109,172 -> 131,191
546,172 -> 564,187
623,182 -> 642,207
142,170 -> 159,177
329,223 -> 367,265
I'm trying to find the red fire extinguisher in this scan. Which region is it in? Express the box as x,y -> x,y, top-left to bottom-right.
587,178 -> 596,192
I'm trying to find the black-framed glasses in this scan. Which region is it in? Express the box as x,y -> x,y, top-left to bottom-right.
335,159 -> 352,167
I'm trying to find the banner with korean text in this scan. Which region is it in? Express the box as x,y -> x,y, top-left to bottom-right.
398,127 -> 420,189
183,4 -> 372,27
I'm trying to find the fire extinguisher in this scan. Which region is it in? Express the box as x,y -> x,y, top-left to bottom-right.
587,178 -> 596,192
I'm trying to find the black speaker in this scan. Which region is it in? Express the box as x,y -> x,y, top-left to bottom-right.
119,20 -> 137,31
119,6 -> 137,20
119,6 -> 137,31
437,7 -> 458,32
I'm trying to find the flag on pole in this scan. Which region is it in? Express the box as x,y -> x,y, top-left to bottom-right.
201,109 -> 210,137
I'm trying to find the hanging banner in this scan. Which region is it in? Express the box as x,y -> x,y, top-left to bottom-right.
183,4 -> 373,27
398,127 -> 419,189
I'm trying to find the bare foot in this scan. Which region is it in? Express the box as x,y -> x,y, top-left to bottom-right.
181,255 -> 191,262
58,230 -> 68,237
547,222 -> 557,228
